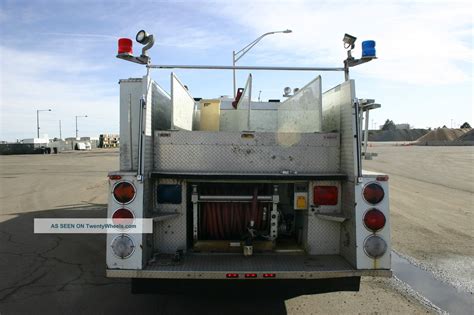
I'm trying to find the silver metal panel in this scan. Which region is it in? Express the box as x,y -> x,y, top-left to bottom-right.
305,216 -> 340,255
221,100 -> 279,110
119,76 -> 155,171
304,180 -> 341,255
322,80 -> 356,178
303,181 -> 341,255
220,109 -> 278,132
322,81 -> 358,267
119,78 -> 142,171
278,76 -> 322,132
107,254 -> 392,279
154,131 -> 340,174
171,73 -> 194,130
151,82 -> 172,131
234,74 -> 252,131
340,181 -> 357,267
153,178 -> 188,254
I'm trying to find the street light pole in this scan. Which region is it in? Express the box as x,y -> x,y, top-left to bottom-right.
75,115 -> 88,139
232,29 -> 292,97
36,109 -> 52,138
232,50 -> 236,98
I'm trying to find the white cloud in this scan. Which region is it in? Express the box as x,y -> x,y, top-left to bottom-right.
209,0 -> 473,85
0,46 -> 118,140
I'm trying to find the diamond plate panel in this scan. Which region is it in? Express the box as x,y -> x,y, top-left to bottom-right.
154,131 -> 340,174
146,254 -> 352,272
304,215 -> 340,255
302,180 -> 341,255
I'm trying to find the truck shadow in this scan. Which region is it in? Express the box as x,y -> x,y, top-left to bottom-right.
0,205 -> 287,314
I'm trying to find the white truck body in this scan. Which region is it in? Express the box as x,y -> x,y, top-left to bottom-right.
107,35 -> 390,295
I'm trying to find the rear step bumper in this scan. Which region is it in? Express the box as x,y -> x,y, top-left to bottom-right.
131,277 -> 362,296
107,254 -> 392,279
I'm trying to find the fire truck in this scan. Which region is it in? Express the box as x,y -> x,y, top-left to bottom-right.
106,30 -> 391,296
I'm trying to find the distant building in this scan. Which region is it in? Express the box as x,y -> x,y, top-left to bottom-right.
21,137 -> 49,144
395,124 -> 410,130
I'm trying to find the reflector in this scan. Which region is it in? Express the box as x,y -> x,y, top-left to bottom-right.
111,234 -> 135,259
363,235 -> 387,258
376,175 -> 389,181
363,183 -> 384,205
313,186 -> 338,205
363,208 -> 386,231
113,182 -> 136,204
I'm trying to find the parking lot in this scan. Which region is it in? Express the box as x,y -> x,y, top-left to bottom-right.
1,146 -> 472,314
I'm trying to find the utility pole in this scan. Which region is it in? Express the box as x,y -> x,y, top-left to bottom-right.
75,115 -> 88,139
36,109 -> 52,138
59,120 -> 62,140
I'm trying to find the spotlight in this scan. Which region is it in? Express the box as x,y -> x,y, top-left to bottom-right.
136,30 -> 151,44
283,87 -> 292,97
343,33 -> 357,49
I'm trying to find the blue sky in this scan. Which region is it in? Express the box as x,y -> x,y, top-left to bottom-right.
0,0 -> 472,140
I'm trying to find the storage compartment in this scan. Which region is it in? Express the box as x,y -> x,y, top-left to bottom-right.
154,131 -> 340,175
188,182 -> 307,253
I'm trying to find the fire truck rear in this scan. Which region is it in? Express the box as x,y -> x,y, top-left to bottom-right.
106,30 -> 391,296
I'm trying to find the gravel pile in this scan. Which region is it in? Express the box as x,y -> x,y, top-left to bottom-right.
416,128 -> 470,142
368,129 -> 428,141
454,129 -> 474,142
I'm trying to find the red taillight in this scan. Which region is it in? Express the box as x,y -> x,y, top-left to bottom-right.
313,186 -> 338,205
112,208 -> 134,225
226,273 -> 239,278
245,273 -> 257,278
262,273 -> 276,278
118,38 -> 133,55
363,183 -> 385,205
376,175 -> 389,181
113,182 -> 136,204
364,209 -> 386,231
109,175 -> 122,180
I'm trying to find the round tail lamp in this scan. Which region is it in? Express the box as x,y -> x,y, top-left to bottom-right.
113,181 -> 136,204
112,208 -> 135,226
363,208 -> 386,231
363,183 -> 385,205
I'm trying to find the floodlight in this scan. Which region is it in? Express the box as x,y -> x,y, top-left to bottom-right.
343,33 -> 357,49
283,29 -> 292,33
136,30 -> 150,44
283,87 -> 292,96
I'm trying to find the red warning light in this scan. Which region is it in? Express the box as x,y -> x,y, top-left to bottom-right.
118,38 -> 133,55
